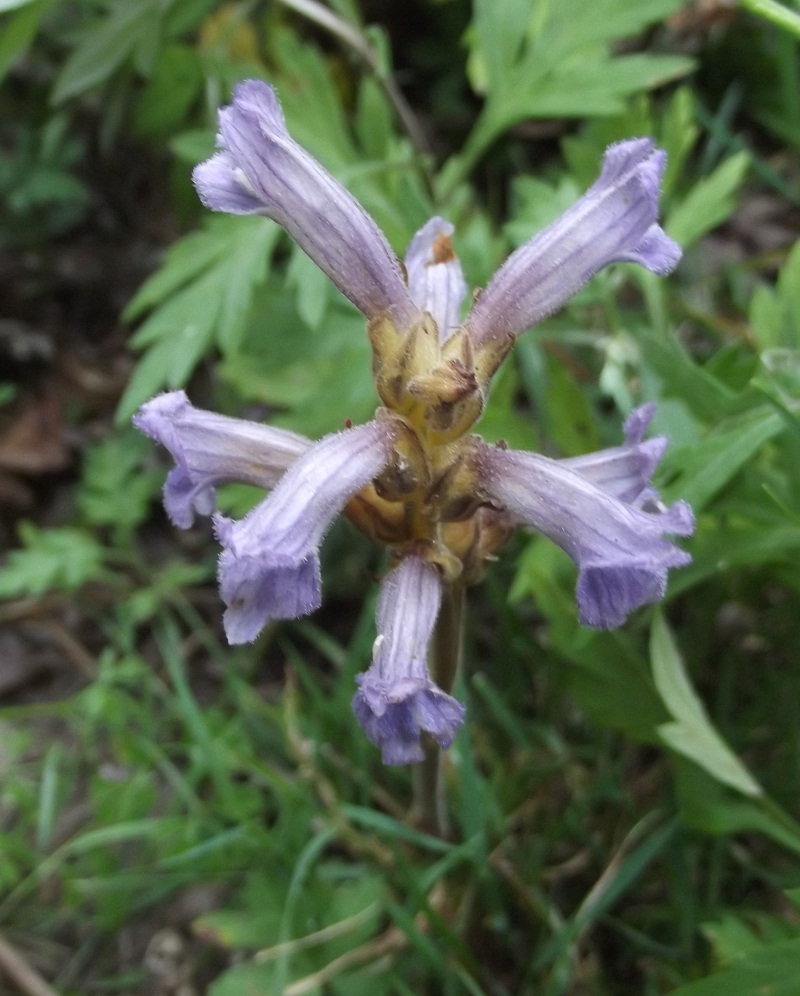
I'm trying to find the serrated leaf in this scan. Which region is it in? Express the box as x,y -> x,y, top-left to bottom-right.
134,44 -> 203,139
650,612 -> 761,797
116,319 -> 212,423
0,524 -> 105,598
465,0 -> 692,164
667,151 -> 751,248
51,0 -> 163,104
266,29 -> 355,166
118,217 -> 278,422
511,54 -> 694,120
470,0 -> 534,93
78,430 -> 162,533
287,246 -> 333,330
124,216 -> 256,321
525,0 -> 684,66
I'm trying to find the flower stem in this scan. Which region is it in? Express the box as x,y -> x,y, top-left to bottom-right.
740,0 -> 800,40
273,0 -> 434,166
410,583 -> 464,836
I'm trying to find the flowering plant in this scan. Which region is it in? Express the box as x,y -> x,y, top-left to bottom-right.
135,80 -> 693,773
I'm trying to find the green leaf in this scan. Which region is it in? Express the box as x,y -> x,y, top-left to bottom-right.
0,524 -> 105,597
676,760 -> 800,855
0,0 -> 40,10
219,293 -> 377,438
650,612 -> 762,797
667,151 -> 751,248
51,0 -> 164,103
117,216 -> 278,422
749,239 -> 800,351
208,962 -> 283,996
542,351 -> 600,455
469,0 -> 534,93
662,408 -> 786,510
77,429 -> 162,534
0,0 -> 57,85
702,911 -> 797,968
668,937 -> 800,995
508,54 -> 693,119
478,361 -> 539,451
638,329 -> 744,425
287,244 -> 333,331
463,0 -> 692,170
669,524 -> 800,596
134,44 -> 203,139
511,540 -> 668,742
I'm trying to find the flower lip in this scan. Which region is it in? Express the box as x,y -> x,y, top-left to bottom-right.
474,411 -> 694,628
216,539 -> 322,644
560,405 -> 669,506
193,80 -> 419,327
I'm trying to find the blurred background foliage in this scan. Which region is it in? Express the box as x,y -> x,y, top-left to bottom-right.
1,0 -> 800,993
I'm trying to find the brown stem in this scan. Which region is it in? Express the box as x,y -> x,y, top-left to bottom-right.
0,932 -> 61,996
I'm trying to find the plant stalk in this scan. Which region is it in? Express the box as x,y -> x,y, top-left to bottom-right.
410,583 -> 464,836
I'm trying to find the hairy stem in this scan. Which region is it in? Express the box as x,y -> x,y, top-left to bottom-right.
411,583 -> 464,836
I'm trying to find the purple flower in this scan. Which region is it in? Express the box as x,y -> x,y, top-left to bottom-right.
193,79 -> 418,328
404,217 -> 467,344
560,404 -> 667,506
133,391 -> 311,528
473,408 -> 693,629
465,139 -> 681,358
352,556 -> 466,764
214,418 -> 399,644
135,79 -> 692,765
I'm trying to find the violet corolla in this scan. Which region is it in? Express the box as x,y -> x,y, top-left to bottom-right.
135,80 -> 693,766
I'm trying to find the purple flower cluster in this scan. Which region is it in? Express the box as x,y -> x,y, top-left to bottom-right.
135,80 -> 693,764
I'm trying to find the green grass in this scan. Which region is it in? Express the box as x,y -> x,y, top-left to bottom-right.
2,0 -> 800,993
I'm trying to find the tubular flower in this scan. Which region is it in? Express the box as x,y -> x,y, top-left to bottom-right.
353,556 -> 466,764
134,391 -> 312,528
193,79 -> 418,328
136,79 -> 693,764
214,418 -> 401,644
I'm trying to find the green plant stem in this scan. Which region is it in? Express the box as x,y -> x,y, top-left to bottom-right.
439,105 -> 504,199
740,0 -> 800,39
273,0 -> 433,165
410,584 -> 464,837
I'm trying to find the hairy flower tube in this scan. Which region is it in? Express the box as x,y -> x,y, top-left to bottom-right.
136,79 -> 693,765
